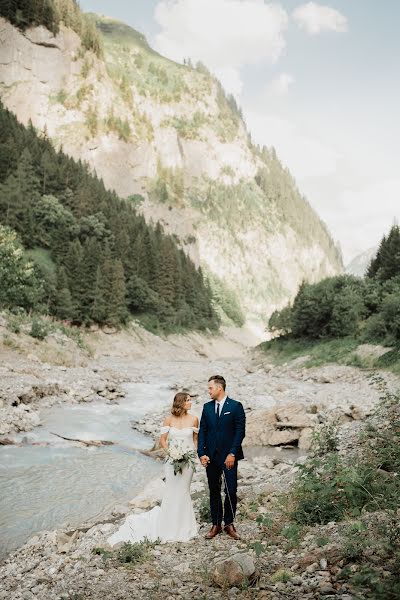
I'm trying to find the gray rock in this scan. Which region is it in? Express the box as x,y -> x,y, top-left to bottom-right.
213,552 -> 256,587
320,557 -> 328,569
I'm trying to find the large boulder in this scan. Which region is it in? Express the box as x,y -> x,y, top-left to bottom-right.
213,553 -> 257,587
244,402 -> 318,447
268,429 -> 301,446
275,402 -> 318,428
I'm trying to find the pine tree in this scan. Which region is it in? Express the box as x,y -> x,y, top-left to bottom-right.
53,266 -> 73,320
109,259 -> 128,325
64,239 -> 86,321
0,148 -> 40,246
367,225 -> 400,282
91,264 -> 108,324
79,237 -> 101,323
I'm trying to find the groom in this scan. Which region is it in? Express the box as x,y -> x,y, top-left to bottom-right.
198,375 -> 246,540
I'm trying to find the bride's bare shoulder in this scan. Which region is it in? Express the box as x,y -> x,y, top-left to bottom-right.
163,414 -> 172,426
192,415 -> 199,427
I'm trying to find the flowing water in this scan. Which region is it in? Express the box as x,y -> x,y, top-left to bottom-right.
0,383 -> 173,560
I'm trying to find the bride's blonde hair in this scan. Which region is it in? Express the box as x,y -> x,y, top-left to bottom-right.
171,392 -> 189,417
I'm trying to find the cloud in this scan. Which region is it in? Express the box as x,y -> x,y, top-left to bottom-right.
154,0 -> 288,96
292,2 -> 348,35
264,73 -> 294,97
245,110 -> 342,179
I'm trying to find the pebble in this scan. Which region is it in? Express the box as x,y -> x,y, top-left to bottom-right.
320,557 -> 328,569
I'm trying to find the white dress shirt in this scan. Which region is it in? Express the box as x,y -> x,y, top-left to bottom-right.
215,395 -> 228,415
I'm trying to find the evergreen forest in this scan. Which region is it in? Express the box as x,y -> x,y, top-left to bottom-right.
0,101 -> 219,332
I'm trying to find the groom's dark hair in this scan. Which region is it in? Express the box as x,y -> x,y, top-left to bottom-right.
208,375 -> 226,391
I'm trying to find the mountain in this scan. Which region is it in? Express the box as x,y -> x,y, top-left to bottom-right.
0,6 -> 343,328
346,247 -> 377,278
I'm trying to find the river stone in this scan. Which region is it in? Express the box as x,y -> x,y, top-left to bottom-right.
213,553 -> 256,587
56,530 -> 79,553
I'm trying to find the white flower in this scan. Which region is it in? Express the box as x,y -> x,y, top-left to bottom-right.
168,441 -> 185,461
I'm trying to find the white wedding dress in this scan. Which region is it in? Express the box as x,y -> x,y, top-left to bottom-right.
107,426 -> 198,545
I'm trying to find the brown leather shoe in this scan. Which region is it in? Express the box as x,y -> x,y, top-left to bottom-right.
224,523 -> 240,540
205,525 -> 222,539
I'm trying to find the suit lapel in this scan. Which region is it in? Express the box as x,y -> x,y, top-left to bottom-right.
223,398 -> 230,414
218,397 -> 231,424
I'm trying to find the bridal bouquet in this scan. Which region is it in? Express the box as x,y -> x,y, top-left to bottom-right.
166,441 -> 196,476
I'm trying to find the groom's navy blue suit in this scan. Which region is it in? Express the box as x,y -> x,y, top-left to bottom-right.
198,397 -> 246,526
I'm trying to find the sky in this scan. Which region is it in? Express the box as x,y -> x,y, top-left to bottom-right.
80,0 -> 400,263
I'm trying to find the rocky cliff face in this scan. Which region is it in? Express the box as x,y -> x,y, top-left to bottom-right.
0,15 -> 343,330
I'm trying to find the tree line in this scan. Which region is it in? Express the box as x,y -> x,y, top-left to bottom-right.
0,101 -> 219,331
268,224 -> 400,344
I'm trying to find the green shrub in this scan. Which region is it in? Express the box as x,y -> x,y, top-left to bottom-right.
85,106 -> 98,137
280,523 -> 303,549
198,496 -> 211,523
30,317 -> 51,340
56,89 -> 68,105
337,512 -> 400,599
116,539 -> 158,564
6,309 -> 29,333
290,381 -> 400,526
0,226 -> 43,310
360,313 -> 388,343
205,271 -> 245,327
268,305 -> 292,335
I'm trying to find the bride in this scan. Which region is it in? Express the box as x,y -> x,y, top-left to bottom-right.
107,392 -> 199,545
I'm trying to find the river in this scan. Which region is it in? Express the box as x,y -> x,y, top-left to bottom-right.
0,382 -> 173,560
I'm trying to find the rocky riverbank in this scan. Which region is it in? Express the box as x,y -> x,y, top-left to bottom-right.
0,432 -> 372,600
1,318 -> 399,599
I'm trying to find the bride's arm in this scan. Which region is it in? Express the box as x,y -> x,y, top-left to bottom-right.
192,416 -> 199,447
159,415 -> 171,449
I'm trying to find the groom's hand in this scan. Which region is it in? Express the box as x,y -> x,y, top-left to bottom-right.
224,454 -> 235,470
200,455 -> 210,467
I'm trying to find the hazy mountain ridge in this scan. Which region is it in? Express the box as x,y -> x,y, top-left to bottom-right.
0,11 -> 343,327
346,247 -> 377,277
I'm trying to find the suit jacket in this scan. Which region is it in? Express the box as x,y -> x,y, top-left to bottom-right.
197,397 -> 245,463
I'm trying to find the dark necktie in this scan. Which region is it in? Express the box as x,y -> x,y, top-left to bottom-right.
216,403 -> 221,418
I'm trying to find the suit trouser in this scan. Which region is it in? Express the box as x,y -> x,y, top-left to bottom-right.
206,458 -> 238,526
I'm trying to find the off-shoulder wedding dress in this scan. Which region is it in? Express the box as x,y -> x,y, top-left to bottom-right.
107,426 -> 198,545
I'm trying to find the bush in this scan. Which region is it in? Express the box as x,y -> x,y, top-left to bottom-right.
30,317 -> 51,340
360,313 -> 388,343
116,539 -> 158,564
338,512 -> 400,599
207,272 -> 245,327
268,305 -> 292,335
5,309 -> 29,334
198,496 -> 211,523
380,292 -> 400,341
0,226 -> 43,311
290,379 -> 400,526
